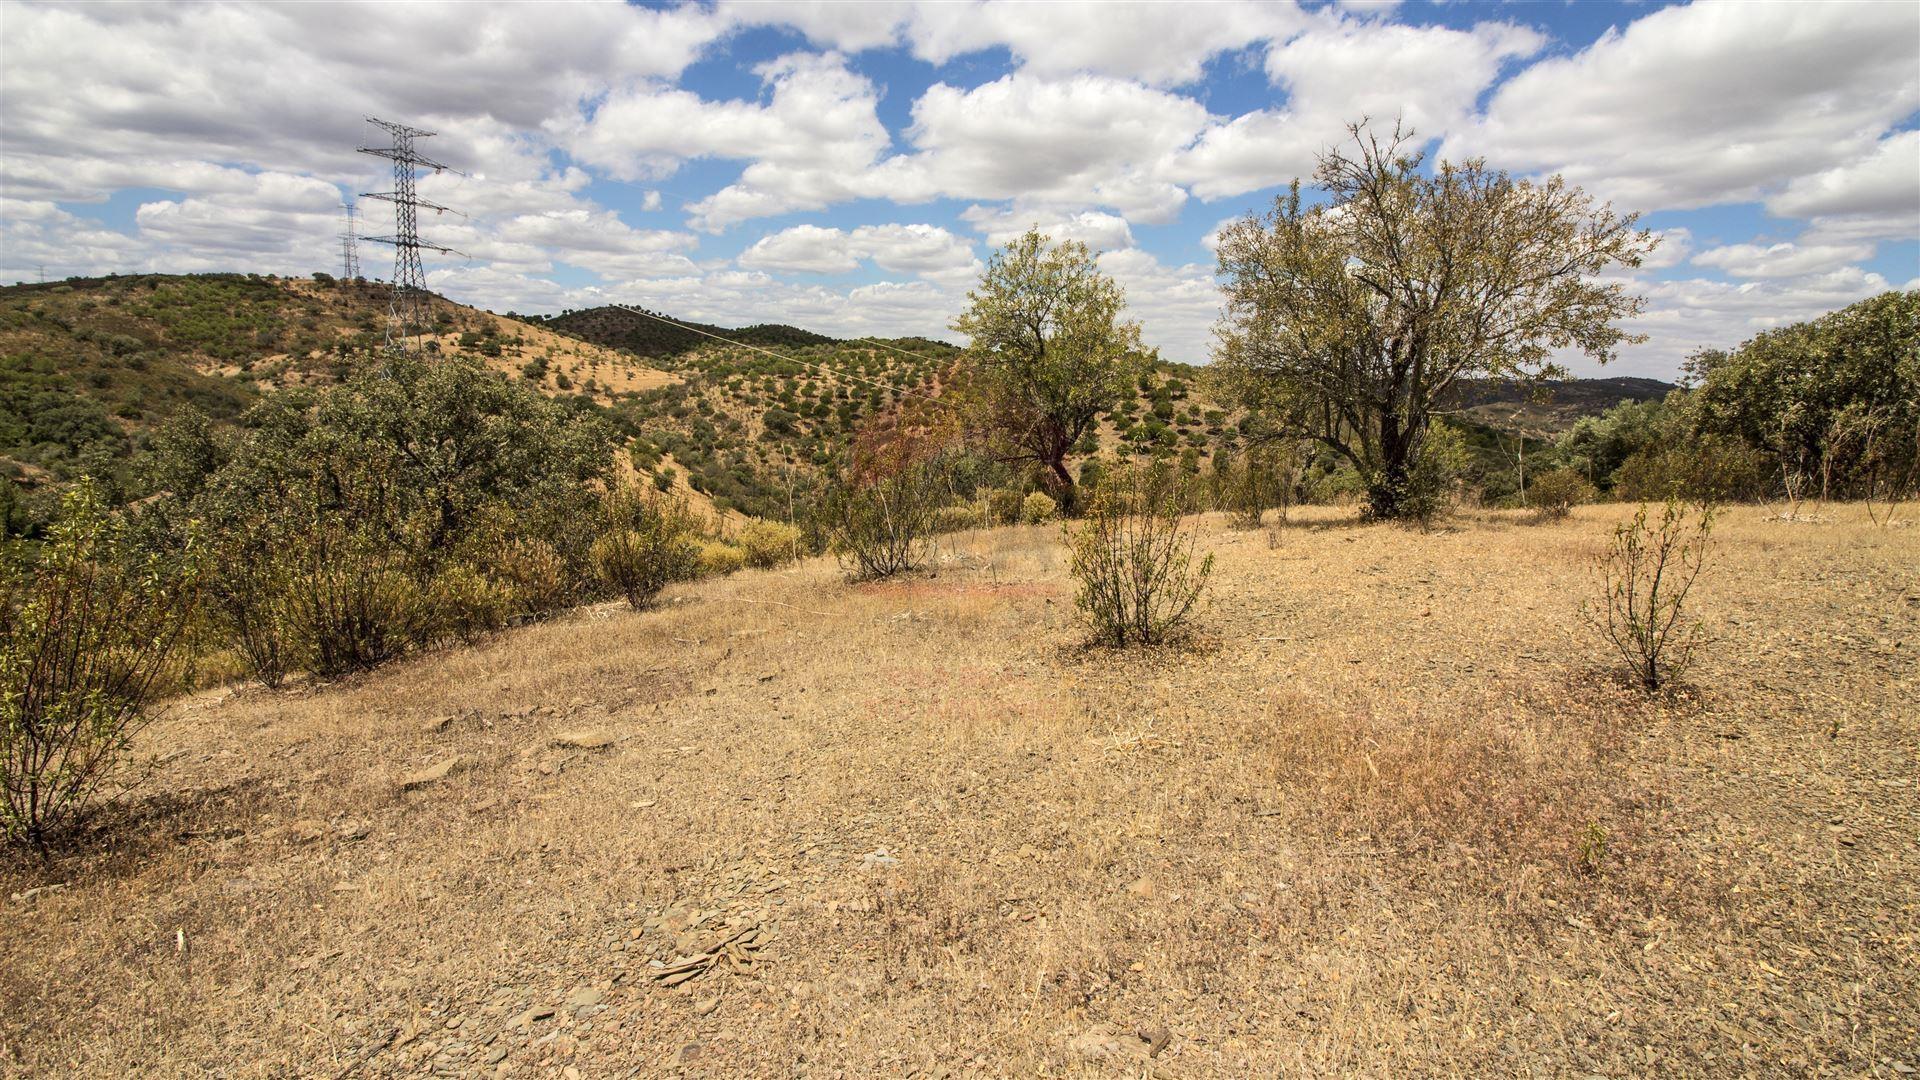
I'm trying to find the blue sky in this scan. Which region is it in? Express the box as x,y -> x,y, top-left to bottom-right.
2,0 -> 1915,377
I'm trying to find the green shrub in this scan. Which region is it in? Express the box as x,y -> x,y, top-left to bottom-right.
1586,500 -> 1714,690
1526,468 -> 1598,522
827,463 -> 941,580
1021,491 -> 1057,524
985,488 -> 1025,526
1067,465 -> 1212,646
932,503 -> 984,533
280,533 -> 425,678
1,480 -> 201,848
592,484 -> 699,608
736,519 -> 803,569
428,563 -> 512,644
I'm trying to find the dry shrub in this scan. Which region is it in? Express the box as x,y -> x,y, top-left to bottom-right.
490,536 -> 573,617
426,563 -> 512,645
696,540 -> 746,576
1526,468 -> 1597,522
592,483 -> 699,609
827,464 -> 941,580
1,481 -> 200,848
735,519 -> 803,569
1587,499 -> 1714,690
1066,464 -> 1212,646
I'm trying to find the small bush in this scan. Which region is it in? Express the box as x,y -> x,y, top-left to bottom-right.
828,464 -> 941,580
736,519 -> 803,569
427,563 -> 512,645
696,541 -> 747,576
280,535 -> 424,678
1586,500 -> 1714,690
932,503 -> 984,534
1527,468 -> 1598,522
1066,465 -> 1213,646
491,536 -> 573,618
592,485 -> 699,609
1021,491 -> 1057,524
1,481 -> 201,848
985,488 -> 1025,526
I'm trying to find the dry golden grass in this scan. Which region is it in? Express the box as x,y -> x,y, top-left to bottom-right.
3,504 -> 1915,1077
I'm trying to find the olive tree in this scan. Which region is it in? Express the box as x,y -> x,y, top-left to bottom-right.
1211,123 -> 1656,521
952,229 -> 1150,513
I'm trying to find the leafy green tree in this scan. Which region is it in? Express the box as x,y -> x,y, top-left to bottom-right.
1211,122 -> 1656,520
952,229 -> 1151,512
1686,290 -> 1919,505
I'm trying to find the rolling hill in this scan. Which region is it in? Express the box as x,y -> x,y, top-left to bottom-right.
3,274 -> 1672,525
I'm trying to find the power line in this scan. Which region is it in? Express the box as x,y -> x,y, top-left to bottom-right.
359,116 -> 465,352
610,304 -> 956,410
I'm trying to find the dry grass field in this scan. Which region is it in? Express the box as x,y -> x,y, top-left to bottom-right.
2,504 -> 1915,1077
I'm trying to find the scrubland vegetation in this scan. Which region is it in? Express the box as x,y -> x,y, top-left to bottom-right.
1,125 -> 1915,1074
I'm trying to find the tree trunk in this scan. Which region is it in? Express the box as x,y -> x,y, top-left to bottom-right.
1366,412 -> 1417,520
1043,455 -> 1078,515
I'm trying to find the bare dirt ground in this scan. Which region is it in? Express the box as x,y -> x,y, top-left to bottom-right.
3,504 -> 1915,1077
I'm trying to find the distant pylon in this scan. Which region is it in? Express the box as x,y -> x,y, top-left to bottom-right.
358,117 -> 462,352
339,201 -> 361,282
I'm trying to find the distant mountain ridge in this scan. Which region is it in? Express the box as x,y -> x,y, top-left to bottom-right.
542,306 -> 839,363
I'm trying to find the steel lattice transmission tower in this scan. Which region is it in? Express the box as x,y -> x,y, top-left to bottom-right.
338,201 -> 361,282
358,117 -> 460,351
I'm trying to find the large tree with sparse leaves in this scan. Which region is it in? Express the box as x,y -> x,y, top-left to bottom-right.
953,229 -> 1151,511
1211,122 -> 1657,520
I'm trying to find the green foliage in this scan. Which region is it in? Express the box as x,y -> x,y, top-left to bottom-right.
1383,422 -> 1471,527
1587,500 -> 1714,691
592,482 -> 700,609
1021,491 -> 1057,524
1,480 -> 200,847
148,353 -> 616,681
985,488 -> 1026,525
952,229 -> 1151,509
1687,290 -> 1919,504
1067,464 -> 1213,647
932,503 -> 985,533
827,462 -> 942,580
1526,468 -> 1597,522
1212,123 -> 1654,521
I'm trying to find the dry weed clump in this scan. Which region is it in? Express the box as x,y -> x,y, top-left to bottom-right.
827,464 -> 941,579
1067,465 -> 1212,645
1587,499 -> 1715,689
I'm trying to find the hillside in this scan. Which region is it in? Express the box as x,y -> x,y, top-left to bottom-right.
545,306 -> 840,363
1446,376 -> 1678,434
4,277 -> 1677,524
4,504 -> 1913,1073
0,275 -> 675,489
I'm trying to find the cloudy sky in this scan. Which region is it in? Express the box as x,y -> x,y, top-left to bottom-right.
1,0 -> 1915,377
